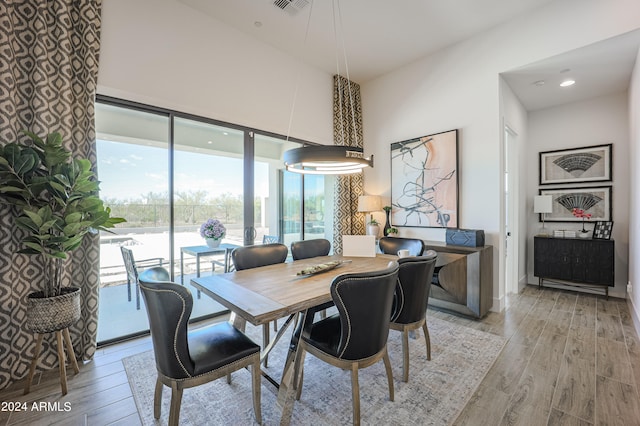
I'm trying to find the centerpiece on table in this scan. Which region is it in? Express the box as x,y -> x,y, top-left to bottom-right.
200,218 -> 226,248
572,208 -> 592,238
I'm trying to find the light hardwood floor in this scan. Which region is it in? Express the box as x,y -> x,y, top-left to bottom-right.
1,285 -> 639,425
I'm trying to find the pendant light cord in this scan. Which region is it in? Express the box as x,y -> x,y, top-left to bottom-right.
335,0 -> 359,148
286,0 -> 315,143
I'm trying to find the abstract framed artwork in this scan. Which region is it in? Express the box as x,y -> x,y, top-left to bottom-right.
390,129 -> 458,228
539,186 -> 612,222
592,221 -> 613,240
539,144 -> 612,185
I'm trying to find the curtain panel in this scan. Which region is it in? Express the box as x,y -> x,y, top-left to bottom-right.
332,75 -> 365,254
0,0 -> 103,390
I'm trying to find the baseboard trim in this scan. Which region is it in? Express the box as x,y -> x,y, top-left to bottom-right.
628,296 -> 640,341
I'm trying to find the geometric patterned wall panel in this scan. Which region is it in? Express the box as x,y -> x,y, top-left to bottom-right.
332,75 -> 365,254
0,0 -> 103,390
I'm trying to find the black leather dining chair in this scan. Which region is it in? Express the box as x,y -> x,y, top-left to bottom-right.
293,262 -> 399,426
378,236 -> 425,256
389,253 -> 438,382
232,243 -> 288,367
138,267 -> 261,426
290,238 -> 331,260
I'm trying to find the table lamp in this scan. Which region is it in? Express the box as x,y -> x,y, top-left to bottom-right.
357,195 -> 381,236
534,195 -> 553,236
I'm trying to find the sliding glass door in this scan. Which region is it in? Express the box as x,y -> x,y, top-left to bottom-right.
94,97 -> 332,344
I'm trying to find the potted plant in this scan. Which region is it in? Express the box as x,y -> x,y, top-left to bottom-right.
0,131 -> 125,333
200,218 -> 226,248
572,208 -> 592,239
385,226 -> 399,236
366,218 -> 380,237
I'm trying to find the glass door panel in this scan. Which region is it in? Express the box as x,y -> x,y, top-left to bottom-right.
254,134 -> 300,245
95,103 -> 170,343
173,117 -> 244,317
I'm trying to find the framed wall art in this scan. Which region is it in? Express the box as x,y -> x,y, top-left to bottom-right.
592,221 -> 613,240
539,144 -> 612,185
390,129 -> 458,228
539,186 -> 612,222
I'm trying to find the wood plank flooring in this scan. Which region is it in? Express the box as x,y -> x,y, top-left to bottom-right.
1,285 -> 639,425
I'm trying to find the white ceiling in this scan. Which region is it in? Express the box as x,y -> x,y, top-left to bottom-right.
177,0 -> 640,111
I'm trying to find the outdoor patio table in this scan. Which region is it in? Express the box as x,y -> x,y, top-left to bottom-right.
179,243 -> 240,285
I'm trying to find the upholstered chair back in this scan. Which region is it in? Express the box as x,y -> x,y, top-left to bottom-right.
391,254 -> 437,324
231,243 -> 288,270
138,267 -> 194,379
378,237 -> 425,256
290,239 -> 331,260
329,262 -> 399,360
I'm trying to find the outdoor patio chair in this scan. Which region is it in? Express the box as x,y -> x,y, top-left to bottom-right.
120,246 -> 164,310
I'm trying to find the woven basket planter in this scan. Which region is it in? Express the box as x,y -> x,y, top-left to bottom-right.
26,287 -> 81,333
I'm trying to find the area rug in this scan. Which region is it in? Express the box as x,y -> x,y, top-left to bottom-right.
123,317 -> 506,425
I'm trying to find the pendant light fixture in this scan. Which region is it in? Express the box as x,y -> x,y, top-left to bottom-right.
283,0 -> 374,175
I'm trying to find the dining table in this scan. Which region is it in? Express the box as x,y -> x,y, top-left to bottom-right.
190,253 -> 402,424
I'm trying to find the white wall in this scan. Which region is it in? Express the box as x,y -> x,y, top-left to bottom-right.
525,92 -> 630,298
362,0 -> 640,311
98,0 -> 333,145
629,48 -> 640,328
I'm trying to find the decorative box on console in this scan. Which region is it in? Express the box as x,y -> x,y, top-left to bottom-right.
445,228 -> 485,247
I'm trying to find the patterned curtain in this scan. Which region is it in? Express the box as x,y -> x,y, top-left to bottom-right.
332,75 -> 365,254
0,0 -> 103,390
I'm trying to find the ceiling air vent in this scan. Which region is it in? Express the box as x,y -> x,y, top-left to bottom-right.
273,0 -> 309,16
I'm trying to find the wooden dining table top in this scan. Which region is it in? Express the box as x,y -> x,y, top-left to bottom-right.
190,254 -> 400,326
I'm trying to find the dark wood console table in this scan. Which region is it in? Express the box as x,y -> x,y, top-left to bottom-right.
424,241 -> 493,318
533,236 -> 614,297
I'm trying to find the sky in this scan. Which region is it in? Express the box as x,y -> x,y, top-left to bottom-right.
96,140 -> 269,201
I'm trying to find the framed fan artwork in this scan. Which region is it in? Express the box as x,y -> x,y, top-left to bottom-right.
539,186 -> 612,222
539,144 -> 612,185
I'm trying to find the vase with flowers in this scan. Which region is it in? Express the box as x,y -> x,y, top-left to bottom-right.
572,208 -> 592,238
200,218 -> 226,247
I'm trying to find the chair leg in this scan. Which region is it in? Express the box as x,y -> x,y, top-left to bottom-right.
251,357 -> 262,424
127,278 -> 132,302
401,329 -> 410,382
168,382 -> 183,426
350,364 -> 360,426
136,279 -> 141,310
422,322 -> 431,360
262,324 -> 270,367
23,333 -> 43,395
273,319 -> 278,332
383,349 -> 395,401
294,348 -> 307,401
227,373 -> 232,384
154,377 -> 163,419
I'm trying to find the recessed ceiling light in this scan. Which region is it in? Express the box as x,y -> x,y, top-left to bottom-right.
222,132 -> 229,136
207,140 -> 213,144
254,21 -> 262,28
560,68 -> 571,74
533,80 -> 545,86
560,79 -> 575,87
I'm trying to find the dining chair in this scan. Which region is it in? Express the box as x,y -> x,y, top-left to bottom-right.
378,236 -> 425,256
389,253 -> 437,382
231,243 -> 288,367
262,234 -> 280,244
291,238 -> 332,319
290,238 -> 331,260
138,267 -> 261,426
120,246 -> 164,310
293,261 -> 399,426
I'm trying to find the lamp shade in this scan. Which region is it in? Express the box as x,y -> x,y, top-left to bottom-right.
357,195 -> 382,213
534,195 -> 553,213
